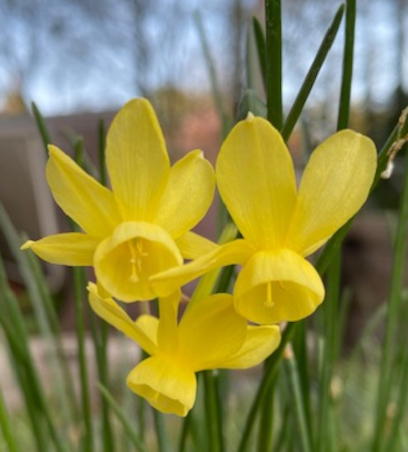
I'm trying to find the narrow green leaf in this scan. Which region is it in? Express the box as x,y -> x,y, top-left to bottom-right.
0,205 -> 75,435
73,267 -> 94,452
0,254 -> 70,452
153,408 -> 171,452
31,101 -> 52,154
373,148 -> 408,452
203,370 -> 224,452
98,384 -> 148,452
0,369 -> 20,452
265,0 -> 282,129
284,347 -> 313,452
237,323 -> 297,452
256,377 -> 275,452
252,16 -> 266,90
281,4 -> 345,141
337,0 -> 356,130
317,253 -> 341,452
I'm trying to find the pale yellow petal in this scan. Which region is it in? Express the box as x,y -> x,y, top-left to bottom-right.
179,294 -> 246,371
106,98 -> 170,221
150,239 -> 255,298
221,325 -> 281,369
135,315 -> 159,347
21,233 -> 99,266
216,116 -> 297,249
94,221 -> 183,302
234,249 -> 325,324
127,356 -> 196,417
175,231 -> 217,260
87,283 -> 157,356
155,150 -> 216,238
286,130 -> 377,256
157,291 -> 181,355
47,145 -> 121,238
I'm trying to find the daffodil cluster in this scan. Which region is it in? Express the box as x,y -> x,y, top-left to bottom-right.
22,98 -> 377,416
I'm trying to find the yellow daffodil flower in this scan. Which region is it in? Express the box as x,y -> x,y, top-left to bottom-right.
22,98 -> 216,302
151,115 -> 377,324
88,283 -> 281,416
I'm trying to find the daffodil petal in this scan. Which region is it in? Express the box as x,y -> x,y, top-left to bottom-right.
221,325 -> 281,369
46,145 -> 120,237
216,115 -> 297,249
21,233 -> 99,266
87,283 -> 157,356
155,150 -> 216,238
234,249 -> 325,324
179,294 -> 246,371
157,291 -> 180,355
286,130 -> 377,256
150,239 -> 255,298
175,231 -> 217,260
127,356 -> 196,417
106,99 -> 170,221
135,315 -> 159,347
94,222 -> 183,302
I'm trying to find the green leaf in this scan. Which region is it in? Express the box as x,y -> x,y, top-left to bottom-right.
281,4 -> 345,141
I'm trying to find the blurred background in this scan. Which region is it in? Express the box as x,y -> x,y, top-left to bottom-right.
0,0 -> 406,131
0,0 -> 407,331
1,3 -> 408,447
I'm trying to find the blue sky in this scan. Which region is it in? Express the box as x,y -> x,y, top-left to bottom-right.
0,0 -> 405,117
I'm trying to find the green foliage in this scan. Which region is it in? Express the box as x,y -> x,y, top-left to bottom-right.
1,2 -> 408,452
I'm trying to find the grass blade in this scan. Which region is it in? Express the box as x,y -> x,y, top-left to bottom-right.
337,0 -> 356,130
98,384 -> 148,452
265,0 -> 282,129
31,101 -> 52,153
252,16 -> 266,91
281,4 -> 344,141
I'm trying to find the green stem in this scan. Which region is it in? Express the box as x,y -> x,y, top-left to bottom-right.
237,323 -> 297,452
0,377 -> 20,452
281,4 -> 344,141
317,252 -> 341,452
31,101 -> 52,154
337,0 -> 356,130
73,268 -> 94,452
178,411 -> 192,452
153,409 -> 170,452
386,342 -> 408,451
252,17 -> 266,91
373,150 -> 408,451
284,347 -> 313,452
203,370 -> 224,452
98,384 -> 147,452
265,0 -> 282,129
256,376 -> 275,452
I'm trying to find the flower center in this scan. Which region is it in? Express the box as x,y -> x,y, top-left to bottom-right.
129,238 -> 149,283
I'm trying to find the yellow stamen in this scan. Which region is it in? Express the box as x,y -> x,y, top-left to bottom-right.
264,281 -> 274,308
128,238 -> 150,282
129,239 -> 140,283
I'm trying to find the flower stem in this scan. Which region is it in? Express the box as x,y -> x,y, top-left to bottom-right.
203,370 -> 224,452
337,0 -> 356,131
265,0 -> 282,129
373,142 -> 408,452
73,267 -> 94,452
284,346 -> 313,452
